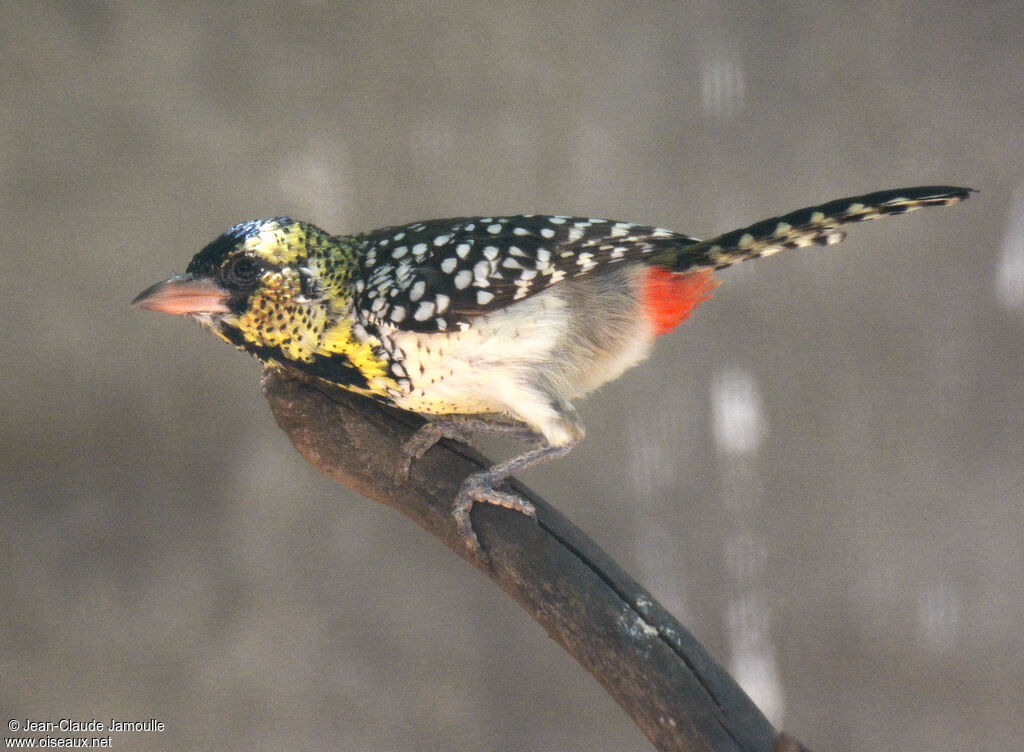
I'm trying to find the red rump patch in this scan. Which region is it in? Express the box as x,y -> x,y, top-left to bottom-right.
641,267 -> 718,336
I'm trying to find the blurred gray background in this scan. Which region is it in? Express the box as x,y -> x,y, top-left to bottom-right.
2,2 -> 1021,750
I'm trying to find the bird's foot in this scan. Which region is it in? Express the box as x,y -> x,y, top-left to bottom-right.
454,472 -> 537,562
397,419 -> 577,564
396,422 -> 450,483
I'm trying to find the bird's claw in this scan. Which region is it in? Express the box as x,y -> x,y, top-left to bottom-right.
394,423 -> 445,484
393,451 -> 415,484
454,474 -> 537,564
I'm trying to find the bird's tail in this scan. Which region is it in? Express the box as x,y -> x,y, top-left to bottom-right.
658,185 -> 973,272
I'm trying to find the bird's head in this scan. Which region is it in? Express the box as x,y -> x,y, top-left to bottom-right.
133,218 -> 357,363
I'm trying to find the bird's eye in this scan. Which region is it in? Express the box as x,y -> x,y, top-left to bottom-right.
225,256 -> 262,288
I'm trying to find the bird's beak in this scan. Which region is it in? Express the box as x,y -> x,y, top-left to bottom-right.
131,274 -> 231,315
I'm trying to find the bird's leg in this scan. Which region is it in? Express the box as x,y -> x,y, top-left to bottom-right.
399,398 -> 584,560
395,414 -> 542,483
454,439 -> 579,559
396,412 -> 581,560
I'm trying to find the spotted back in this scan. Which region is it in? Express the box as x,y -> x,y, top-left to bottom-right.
353,215 -> 697,332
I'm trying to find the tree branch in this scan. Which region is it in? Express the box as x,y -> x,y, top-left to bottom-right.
261,367 -> 812,752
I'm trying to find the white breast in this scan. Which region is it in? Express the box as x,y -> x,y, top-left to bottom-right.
378,266 -> 657,444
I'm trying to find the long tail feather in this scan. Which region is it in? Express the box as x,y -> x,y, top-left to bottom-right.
663,185 -> 973,271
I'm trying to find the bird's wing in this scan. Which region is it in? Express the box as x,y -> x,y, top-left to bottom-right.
353,215 -> 697,332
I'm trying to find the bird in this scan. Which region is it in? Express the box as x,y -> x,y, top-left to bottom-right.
133,185 -> 972,556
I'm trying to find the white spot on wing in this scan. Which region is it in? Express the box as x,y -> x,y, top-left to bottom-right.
413,301 -> 435,321
473,260 -> 490,282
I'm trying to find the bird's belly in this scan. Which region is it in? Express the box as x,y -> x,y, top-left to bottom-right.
381,291 -> 571,417
376,271 -> 657,422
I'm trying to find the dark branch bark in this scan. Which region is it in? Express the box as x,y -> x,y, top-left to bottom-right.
261,367 -> 813,752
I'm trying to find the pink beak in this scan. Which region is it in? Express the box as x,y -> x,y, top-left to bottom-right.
132,274 -> 231,315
